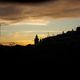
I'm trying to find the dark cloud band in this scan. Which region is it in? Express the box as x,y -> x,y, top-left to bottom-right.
0,0 -> 52,3
0,0 -> 80,24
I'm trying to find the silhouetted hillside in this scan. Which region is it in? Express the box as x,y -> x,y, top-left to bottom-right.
0,27 -> 80,64
38,27 -> 80,51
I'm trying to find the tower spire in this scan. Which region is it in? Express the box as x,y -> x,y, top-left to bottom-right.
34,35 -> 39,45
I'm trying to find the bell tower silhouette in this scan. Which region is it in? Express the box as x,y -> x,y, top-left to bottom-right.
34,35 -> 39,45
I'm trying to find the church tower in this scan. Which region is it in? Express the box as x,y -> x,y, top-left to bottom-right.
34,35 -> 39,45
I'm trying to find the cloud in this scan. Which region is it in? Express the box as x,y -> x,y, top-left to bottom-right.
0,0 -> 80,24
0,4 -> 26,22
0,0 -> 52,3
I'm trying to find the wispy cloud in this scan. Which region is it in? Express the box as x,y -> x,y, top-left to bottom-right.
0,0 -> 80,24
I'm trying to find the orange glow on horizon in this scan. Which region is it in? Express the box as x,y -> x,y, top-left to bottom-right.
0,40 -> 34,46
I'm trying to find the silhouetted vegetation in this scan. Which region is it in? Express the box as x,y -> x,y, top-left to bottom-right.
0,26 -> 80,64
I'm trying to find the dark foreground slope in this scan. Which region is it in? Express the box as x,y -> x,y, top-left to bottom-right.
0,27 -> 80,64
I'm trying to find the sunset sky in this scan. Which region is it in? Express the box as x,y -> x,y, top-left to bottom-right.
0,0 -> 80,45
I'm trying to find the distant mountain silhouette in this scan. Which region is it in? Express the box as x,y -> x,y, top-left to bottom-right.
0,26 -> 80,64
